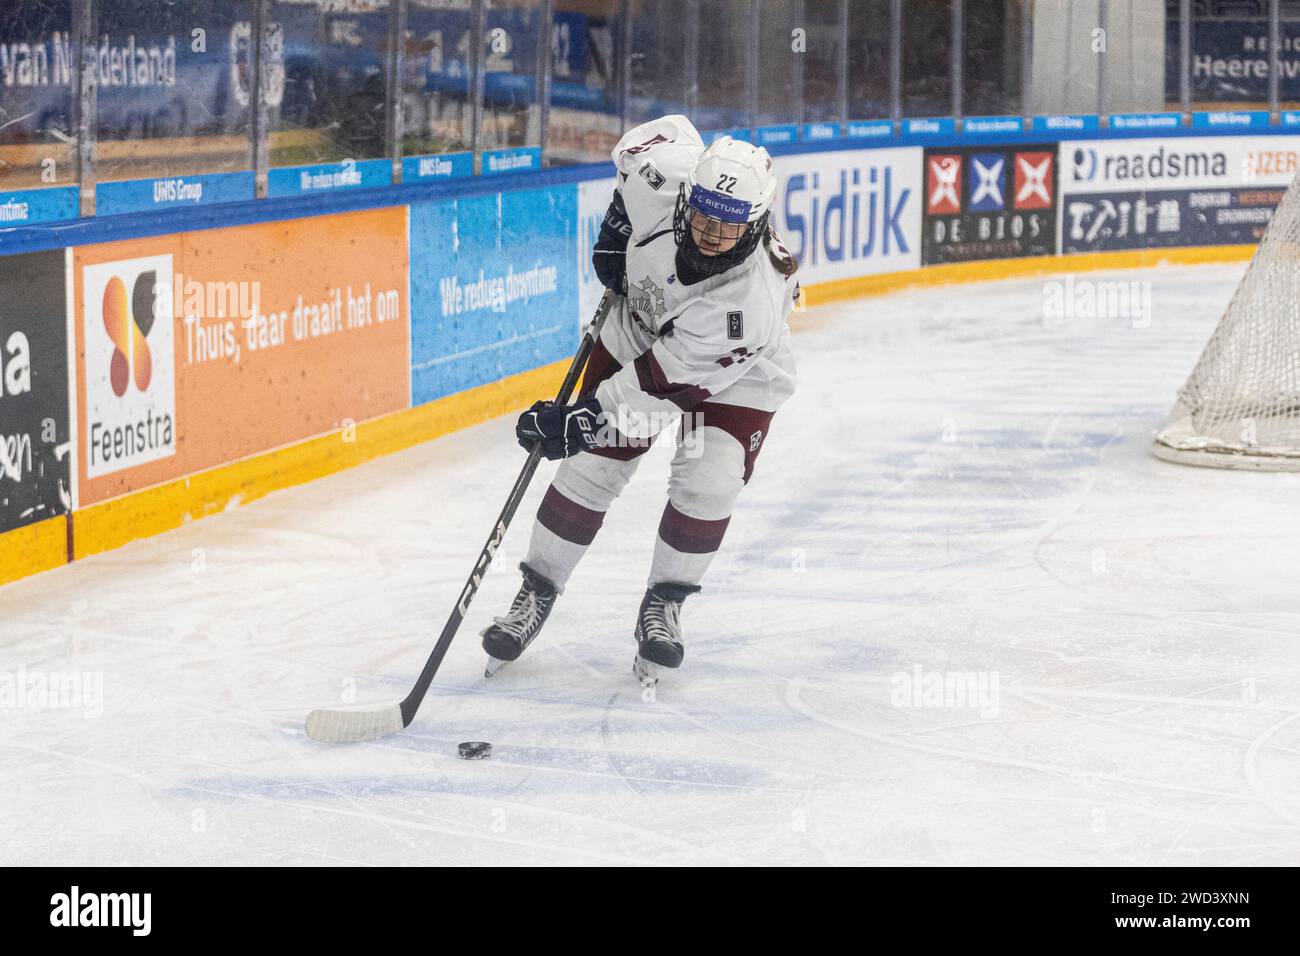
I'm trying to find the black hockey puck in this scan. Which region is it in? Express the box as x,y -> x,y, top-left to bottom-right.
457,741 -> 492,760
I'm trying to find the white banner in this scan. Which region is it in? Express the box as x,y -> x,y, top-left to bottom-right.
1061,135 -> 1300,192
769,146 -> 924,284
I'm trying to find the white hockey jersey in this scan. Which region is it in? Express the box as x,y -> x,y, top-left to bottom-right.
593,115 -> 798,440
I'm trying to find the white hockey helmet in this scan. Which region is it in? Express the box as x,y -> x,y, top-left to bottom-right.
674,135 -> 777,274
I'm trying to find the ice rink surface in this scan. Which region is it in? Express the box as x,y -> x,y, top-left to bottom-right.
4,262 -> 1300,866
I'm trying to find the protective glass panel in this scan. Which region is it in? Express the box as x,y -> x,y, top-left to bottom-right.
548,0 -> 622,165
902,0 -> 953,117
757,0 -> 797,126
93,0 -> 254,183
803,0 -> 846,124
847,0 -> 891,120
627,0 -> 690,126
482,0 -> 544,150
402,0 -> 473,156
0,0 -> 75,191
963,0 -> 1028,116
1097,0 -> 1167,113
268,0 -> 391,167
696,0 -> 750,132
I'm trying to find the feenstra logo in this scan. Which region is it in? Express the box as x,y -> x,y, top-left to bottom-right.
102,271 -> 157,396
83,255 -> 176,479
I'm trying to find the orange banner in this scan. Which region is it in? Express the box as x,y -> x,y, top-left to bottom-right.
73,206 -> 409,507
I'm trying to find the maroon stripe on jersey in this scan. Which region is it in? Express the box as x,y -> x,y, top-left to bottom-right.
580,338 -> 622,396
633,350 -> 711,411
579,340 -> 655,460
537,486 -> 606,546
682,402 -> 777,483
658,502 -> 731,555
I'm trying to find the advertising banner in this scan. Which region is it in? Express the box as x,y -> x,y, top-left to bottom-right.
921,144 -> 1058,265
409,185 -> 580,406
0,250 -> 70,533
577,176 -> 616,331
1167,16 -> 1300,104
1059,135 -> 1300,253
72,206 -> 409,506
769,146 -> 923,284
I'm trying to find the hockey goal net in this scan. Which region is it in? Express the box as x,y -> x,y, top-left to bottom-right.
1153,173 -> 1300,470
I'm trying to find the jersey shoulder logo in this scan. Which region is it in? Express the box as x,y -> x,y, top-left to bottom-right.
749,430 -> 763,452
620,133 -> 668,158
628,276 -> 667,322
638,162 -> 666,190
727,310 -> 744,340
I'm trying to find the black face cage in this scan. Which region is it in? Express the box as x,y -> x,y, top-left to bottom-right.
673,185 -> 770,278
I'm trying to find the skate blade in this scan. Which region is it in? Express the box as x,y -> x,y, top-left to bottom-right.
633,655 -> 664,688
485,656 -> 512,678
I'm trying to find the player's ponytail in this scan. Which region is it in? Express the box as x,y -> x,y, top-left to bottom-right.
764,225 -> 799,278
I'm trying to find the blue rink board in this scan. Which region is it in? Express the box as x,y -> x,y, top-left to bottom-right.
408,183 -> 580,405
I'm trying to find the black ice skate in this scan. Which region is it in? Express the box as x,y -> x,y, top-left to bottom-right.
633,581 -> 701,687
481,563 -> 560,676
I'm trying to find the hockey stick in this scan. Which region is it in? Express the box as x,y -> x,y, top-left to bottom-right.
305,290 -> 619,743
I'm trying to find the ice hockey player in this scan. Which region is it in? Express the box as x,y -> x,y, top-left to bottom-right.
482,114 -> 799,686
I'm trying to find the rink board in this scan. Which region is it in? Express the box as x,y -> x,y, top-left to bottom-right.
68,359 -> 569,561
0,128 -> 1292,585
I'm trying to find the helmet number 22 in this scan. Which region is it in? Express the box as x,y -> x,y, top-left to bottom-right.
715,174 -> 738,195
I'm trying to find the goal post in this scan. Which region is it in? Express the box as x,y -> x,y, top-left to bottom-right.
1152,172 -> 1300,471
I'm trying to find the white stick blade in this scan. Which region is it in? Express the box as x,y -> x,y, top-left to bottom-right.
305,703 -> 405,743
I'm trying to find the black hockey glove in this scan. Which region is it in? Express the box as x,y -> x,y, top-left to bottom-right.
516,397 -> 606,460
592,189 -> 632,293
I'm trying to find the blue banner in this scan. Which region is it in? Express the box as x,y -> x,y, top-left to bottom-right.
401,152 -> 474,183
756,125 -> 799,146
0,186 -> 79,226
704,128 -> 750,144
1033,115 -> 1101,134
801,122 -> 840,142
963,116 -> 1024,136
408,185 -> 579,405
267,159 -> 391,197
1191,110 -> 1271,131
1109,112 -> 1182,131
845,120 -> 893,140
480,147 -> 541,176
95,171 -> 255,216
904,117 -> 957,138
